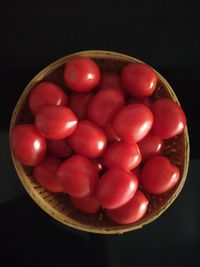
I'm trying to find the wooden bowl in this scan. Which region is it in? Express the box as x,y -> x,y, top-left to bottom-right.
9,50 -> 190,234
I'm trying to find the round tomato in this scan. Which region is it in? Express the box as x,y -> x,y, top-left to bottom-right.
103,141 -> 141,171
95,167 -> 138,209
11,124 -> 46,166
121,63 -> 157,98
33,156 -> 63,192
106,190 -> 148,224
70,194 -> 100,214
138,132 -> 163,162
87,88 -> 124,127
112,104 -> 153,144
68,120 -> 107,158
69,92 -> 93,119
35,105 -> 77,140
104,124 -> 121,143
151,98 -> 186,139
141,155 -> 180,194
28,81 -> 68,115
46,139 -> 72,158
64,57 -> 100,92
56,155 -> 98,197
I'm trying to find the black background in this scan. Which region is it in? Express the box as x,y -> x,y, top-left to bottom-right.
1,1 -> 200,266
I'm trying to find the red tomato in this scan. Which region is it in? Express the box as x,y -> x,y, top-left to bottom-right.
92,159 -> 103,173
64,57 -> 100,92
56,155 -> 98,197
141,155 -> 180,194
70,194 -> 100,214
68,120 -> 107,158
151,98 -> 186,139
35,105 -> 77,140
69,92 -> 93,119
126,97 -> 152,108
33,156 -> 63,192
11,124 -> 46,166
106,190 -> 148,224
87,88 -> 124,127
104,124 -> 121,143
95,167 -> 138,209
138,132 -> 163,162
112,104 -> 153,144
28,81 -> 68,115
103,141 -> 141,171
46,139 -> 72,158
121,63 -> 157,98
132,166 -> 142,179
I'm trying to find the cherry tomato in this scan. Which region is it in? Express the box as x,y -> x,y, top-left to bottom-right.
112,104 -> 153,144
33,156 -> 63,192
68,120 -> 107,158
106,190 -> 148,224
11,124 -> 46,166
151,98 -> 186,139
28,81 -> 68,115
92,159 -> 103,173
56,155 -> 98,197
87,88 -> 124,127
104,124 -> 121,143
64,57 -> 100,92
121,63 -> 157,98
141,155 -> 180,194
95,167 -> 138,209
138,132 -> 163,162
70,194 -> 100,214
35,105 -> 77,140
126,97 -> 152,108
103,141 -> 141,171
69,92 -> 93,119
46,139 -> 72,158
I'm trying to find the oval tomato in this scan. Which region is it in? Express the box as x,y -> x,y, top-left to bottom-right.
46,139 -> 72,158
11,124 -> 46,166
70,194 -> 100,214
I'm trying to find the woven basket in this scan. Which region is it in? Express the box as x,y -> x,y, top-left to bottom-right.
9,50 -> 189,234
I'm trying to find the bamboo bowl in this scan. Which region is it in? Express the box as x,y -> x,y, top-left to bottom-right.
10,50 -> 189,234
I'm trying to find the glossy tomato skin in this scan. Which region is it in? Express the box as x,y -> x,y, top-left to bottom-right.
56,155 -> 98,197
64,57 -> 100,92
121,63 -> 157,98
46,139 -> 72,158
106,190 -> 148,224
92,159 -> 103,173
28,81 -> 68,115
68,120 -> 107,158
35,105 -> 77,140
69,92 -> 93,120
138,132 -> 163,162
104,124 -> 121,143
33,156 -> 63,192
70,194 -> 100,214
112,104 -> 153,144
141,155 -> 180,194
95,167 -> 138,209
151,98 -> 186,139
103,141 -> 141,171
11,124 -> 46,166
87,88 -> 124,127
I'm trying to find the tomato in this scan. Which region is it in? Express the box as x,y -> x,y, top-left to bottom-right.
87,88 -> 124,127
35,105 -> 77,140
121,63 -> 157,98
69,92 -> 93,119
103,141 -> 141,171
92,159 -> 103,173
11,124 -> 46,166
106,190 -> 148,224
126,97 -> 152,108
151,98 -> 186,139
46,139 -> 72,158
70,194 -> 100,214
141,155 -> 180,194
112,104 -> 153,144
132,166 -> 142,179
138,132 -> 163,162
95,167 -> 138,209
68,120 -> 107,158
28,81 -> 68,115
64,57 -> 100,92
104,124 -> 121,143
33,156 -> 63,192
56,155 -> 98,197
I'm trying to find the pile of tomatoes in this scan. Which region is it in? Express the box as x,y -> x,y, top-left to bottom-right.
11,57 -> 186,225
